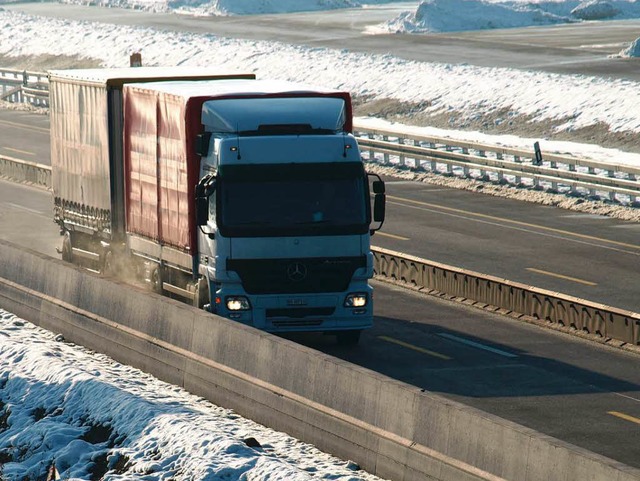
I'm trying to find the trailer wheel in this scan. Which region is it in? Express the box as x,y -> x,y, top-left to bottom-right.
61,232 -> 72,263
150,266 -> 163,294
336,330 -> 361,346
102,250 -> 115,277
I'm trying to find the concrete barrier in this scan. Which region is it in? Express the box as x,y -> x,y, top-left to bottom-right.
0,239 -> 639,481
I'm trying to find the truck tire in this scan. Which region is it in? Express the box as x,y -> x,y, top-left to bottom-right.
336,330 -> 361,346
191,277 -> 209,309
102,250 -> 115,277
61,232 -> 73,263
150,266 -> 163,295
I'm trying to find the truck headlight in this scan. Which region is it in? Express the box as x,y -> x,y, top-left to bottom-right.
226,296 -> 251,311
344,293 -> 368,308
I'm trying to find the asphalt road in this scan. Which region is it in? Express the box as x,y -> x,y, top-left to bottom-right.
1,108 -> 638,312
6,2 -> 640,81
1,177 -> 640,468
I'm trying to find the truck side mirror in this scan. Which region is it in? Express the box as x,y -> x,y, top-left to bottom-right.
373,194 -> 385,223
367,173 -> 386,234
195,174 -> 216,227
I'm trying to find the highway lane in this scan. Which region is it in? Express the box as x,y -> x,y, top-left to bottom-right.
1,108 -> 638,312
6,3 -> 640,81
0,109 -> 50,164
1,178 -> 640,467
376,178 -> 640,313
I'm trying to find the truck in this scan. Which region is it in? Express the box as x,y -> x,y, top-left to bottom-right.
49,67 -> 386,345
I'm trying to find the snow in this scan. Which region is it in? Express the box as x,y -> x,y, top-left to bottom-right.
374,0 -> 640,33
0,309 -> 381,481
618,36 -> 640,57
52,0 -> 399,16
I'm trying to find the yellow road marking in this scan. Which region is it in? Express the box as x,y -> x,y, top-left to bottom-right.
0,118 -> 49,134
608,411 -> 640,425
526,268 -> 597,287
388,195 -> 640,252
376,231 -> 409,241
3,147 -> 35,156
378,336 -> 452,360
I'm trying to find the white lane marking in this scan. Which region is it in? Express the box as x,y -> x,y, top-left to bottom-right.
613,224 -> 640,230
614,392 -> 640,403
437,333 -> 519,358
7,202 -> 46,215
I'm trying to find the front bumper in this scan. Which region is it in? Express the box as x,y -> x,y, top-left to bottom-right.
211,284 -> 374,333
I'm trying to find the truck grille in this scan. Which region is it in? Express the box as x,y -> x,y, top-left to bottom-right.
227,256 -> 366,295
266,307 -> 335,319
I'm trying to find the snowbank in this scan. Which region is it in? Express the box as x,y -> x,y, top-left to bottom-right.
51,0 -> 400,15
0,310 -> 379,481
618,36 -> 640,57
571,1 -> 619,20
374,0 -> 640,34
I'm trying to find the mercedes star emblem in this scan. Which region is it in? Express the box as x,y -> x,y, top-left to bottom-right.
287,262 -> 308,282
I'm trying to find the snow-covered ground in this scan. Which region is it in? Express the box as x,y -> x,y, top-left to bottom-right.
0,309 -> 383,481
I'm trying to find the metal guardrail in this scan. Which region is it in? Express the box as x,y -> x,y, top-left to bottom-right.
354,125 -> 640,205
0,68 -> 49,107
373,246 -> 640,348
0,155 -> 51,188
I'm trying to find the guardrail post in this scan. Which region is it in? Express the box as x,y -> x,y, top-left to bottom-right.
414,139 -> 422,169
383,135 -> 390,164
368,133 -> 375,162
398,137 -> 405,166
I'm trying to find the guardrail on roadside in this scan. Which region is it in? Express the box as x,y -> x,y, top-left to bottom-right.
354,123 -> 640,205
373,246 -> 640,348
0,68 -> 49,107
0,155 -> 51,188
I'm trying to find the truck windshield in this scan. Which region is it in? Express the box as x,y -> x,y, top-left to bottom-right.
218,162 -> 369,237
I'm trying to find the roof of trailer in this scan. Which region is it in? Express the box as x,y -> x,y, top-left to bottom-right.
47,67 -> 255,87
125,78 -> 343,98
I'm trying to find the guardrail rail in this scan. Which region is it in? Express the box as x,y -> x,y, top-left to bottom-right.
0,68 -> 49,107
354,123 -> 640,205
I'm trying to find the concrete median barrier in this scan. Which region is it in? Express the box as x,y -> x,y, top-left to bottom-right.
0,239 -> 638,481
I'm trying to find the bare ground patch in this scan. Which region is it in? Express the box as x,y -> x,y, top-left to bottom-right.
0,53 -> 101,71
